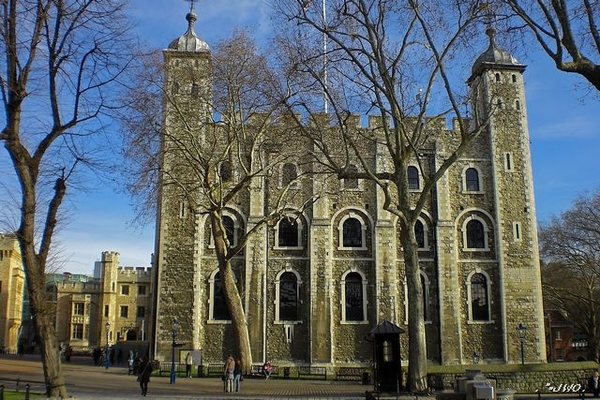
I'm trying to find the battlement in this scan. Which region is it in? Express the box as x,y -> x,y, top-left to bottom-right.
118,266 -> 152,276
243,111 -> 460,132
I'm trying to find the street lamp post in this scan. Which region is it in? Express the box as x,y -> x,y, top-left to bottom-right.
517,323 -> 526,365
105,322 -> 110,370
170,318 -> 179,384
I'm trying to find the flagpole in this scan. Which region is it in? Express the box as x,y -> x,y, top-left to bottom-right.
322,0 -> 328,114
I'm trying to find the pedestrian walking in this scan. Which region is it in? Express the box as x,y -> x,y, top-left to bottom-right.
137,356 -> 153,397
185,352 -> 194,378
223,355 -> 235,393
233,358 -> 242,392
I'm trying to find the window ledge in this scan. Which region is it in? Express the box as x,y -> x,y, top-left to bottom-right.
340,320 -> 369,325
273,246 -> 304,251
207,320 -> 232,325
338,246 -> 368,251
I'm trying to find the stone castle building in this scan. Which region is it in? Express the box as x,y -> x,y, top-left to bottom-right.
47,251 -> 153,352
152,10 -> 547,370
0,234 -> 25,354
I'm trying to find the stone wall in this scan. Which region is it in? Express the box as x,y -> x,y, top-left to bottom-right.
429,365 -> 597,394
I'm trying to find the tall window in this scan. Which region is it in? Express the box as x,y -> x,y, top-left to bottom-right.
222,215 -> 235,246
220,161 -> 232,182
415,220 -> 425,249
343,272 -> 365,322
421,274 -> 429,320
73,302 -> 85,316
212,271 -> 230,320
470,273 -> 490,321
281,163 -> 297,187
344,164 -> 359,190
342,217 -> 363,247
137,306 -> 146,318
120,306 -> 128,318
466,219 -> 485,249
72,324 -> 84,340
465,168 -> 480,191
407,166 -> 420,190
278,272 -> 298,321
278,217 -> 299,248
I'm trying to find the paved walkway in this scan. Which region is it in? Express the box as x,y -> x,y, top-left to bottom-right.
0,354 -> 374,399
0,354 -> 588,400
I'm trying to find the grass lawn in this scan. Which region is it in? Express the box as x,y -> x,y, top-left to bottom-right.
2,390 -> 46,399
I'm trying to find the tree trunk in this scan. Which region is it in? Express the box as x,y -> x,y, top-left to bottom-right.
210,211 -> 254,373
400,222 -> 428,392
21,252 -> 67,398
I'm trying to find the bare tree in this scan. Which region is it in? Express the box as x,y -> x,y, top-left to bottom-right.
540,189 -> 600,362
502,0 -> 600,92
0,0 -> 134,397
275,0 -> 494,391
120,31 -> 306,372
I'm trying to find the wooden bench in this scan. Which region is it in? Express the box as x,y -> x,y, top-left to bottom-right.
297,366 -> 327,380
336,367 -> 368,381
206,363 -> 224,377
249,364 -> 278,378
157,361 -> 185,377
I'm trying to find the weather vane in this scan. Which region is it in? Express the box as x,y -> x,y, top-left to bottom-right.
183,0 -> 200,12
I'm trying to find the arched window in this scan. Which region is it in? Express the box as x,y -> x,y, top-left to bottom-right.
466,219 -> 485,249
465,168 -> 480,192
211,271 -> 230,321
344,164 -> 359,190
342,272 -> 365,322
222,215 -> 236,246
495,73 -> 501,82
277,217 -> 300,248
407,166 -> 420,190
515,100 -> 521,110
512,74 -> 517,83
469,273 -> 490,321
278,272 -> 299,321
342,217 -> 363,247
415,219 -> 425,249
220,161 -> 232,182
281,163 -> 297,187
126,329 -> 137,341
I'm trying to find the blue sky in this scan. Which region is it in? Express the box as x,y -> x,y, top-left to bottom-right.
52,1 -> 600,274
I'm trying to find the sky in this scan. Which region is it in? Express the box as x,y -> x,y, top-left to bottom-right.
31,1 -> 600,274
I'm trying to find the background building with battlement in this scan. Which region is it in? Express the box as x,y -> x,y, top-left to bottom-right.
151,10 -> 547,371
13,251 -> 153,355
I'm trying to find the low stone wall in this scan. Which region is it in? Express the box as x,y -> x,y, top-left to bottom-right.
428,365 -> 596,394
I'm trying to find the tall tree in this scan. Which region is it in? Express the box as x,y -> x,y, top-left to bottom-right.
539,189 -> 600,362
120,31 -> 305,372
502,0 -> 600,92
275,0 -> 493,390
0,0 -> 133,397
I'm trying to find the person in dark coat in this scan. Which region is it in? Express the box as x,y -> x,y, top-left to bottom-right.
589,370 -> 600,397
137,357 -> 153,397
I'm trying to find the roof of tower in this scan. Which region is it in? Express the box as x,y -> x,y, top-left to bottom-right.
470,27 -> 523,78
168,10 -> 210,52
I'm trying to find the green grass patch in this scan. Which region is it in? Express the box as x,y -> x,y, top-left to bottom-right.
2,390 -> 46,399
